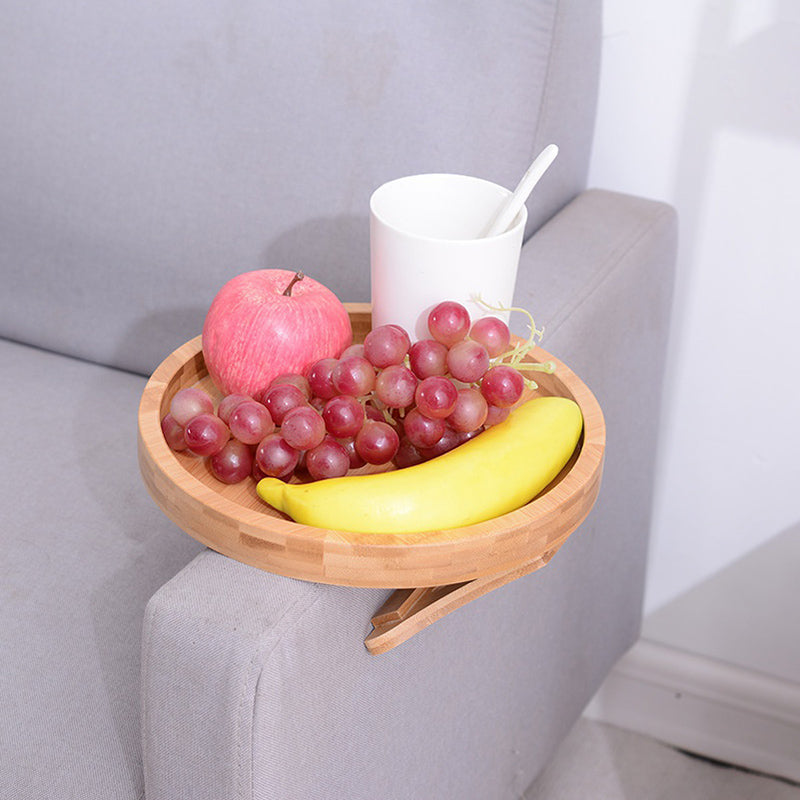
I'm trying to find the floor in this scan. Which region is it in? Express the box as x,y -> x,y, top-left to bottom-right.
524,718 -> 800,800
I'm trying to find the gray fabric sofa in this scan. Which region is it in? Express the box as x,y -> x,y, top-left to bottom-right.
1,2 -> 676,798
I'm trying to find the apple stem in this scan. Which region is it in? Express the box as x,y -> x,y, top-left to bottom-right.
282,271 -> 305,296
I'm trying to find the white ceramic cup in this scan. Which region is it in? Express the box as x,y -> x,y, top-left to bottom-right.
369,173 -> 527,341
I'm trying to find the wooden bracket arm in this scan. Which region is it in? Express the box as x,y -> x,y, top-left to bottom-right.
365,546 -> 561,655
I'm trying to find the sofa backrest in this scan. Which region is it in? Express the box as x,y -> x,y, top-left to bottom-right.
1,0 -> 600,376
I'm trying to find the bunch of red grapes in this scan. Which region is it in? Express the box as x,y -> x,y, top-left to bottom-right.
161,300 -> 544,485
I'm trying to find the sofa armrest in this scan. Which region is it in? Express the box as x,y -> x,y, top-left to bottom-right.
141,189 -> 677,800
515,189 -> 678,643
516,188 -> 677,380
517,185 -> 677,642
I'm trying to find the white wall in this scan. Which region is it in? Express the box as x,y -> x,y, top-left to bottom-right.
587,0 -> 800,614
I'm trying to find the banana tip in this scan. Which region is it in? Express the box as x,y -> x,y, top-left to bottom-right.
256,477 -> 287,512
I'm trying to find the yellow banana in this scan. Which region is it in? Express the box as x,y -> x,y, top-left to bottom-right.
257,396 -> 582,534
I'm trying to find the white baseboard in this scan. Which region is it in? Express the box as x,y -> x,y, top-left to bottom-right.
583,637 -> 800,784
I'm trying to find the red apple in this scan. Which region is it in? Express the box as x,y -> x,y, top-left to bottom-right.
202,269 -> 352,397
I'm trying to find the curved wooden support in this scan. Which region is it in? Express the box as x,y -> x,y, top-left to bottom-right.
365,545 -> 562,655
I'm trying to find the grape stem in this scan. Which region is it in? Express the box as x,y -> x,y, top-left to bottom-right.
473,296 -> 556,390
362,393 -> 397,425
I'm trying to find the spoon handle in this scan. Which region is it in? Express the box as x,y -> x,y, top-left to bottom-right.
483,144 -> 559,237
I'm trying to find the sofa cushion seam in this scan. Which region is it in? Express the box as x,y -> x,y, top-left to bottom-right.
529,0 -> 562,162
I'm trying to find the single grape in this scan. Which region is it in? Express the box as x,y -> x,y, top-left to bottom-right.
252,458 -> 267,482
418,426 -> 461,460
469,316 -> 511,357
447,387 -> 489,433
394,437 -> 424,469
456,428 -> 484,445
414,376 -> 458,419
184,413 -> 229,457
389,406 -> 406,433
363,324 -> 411,368
355,420 -> 400,465
408,338 -> 448,379
375,364 -> 417,408
255,433 -> 299,478
262,383 -> 307,425
322,395 -> 366,438
403,407 -> 446,449
209,439 -> 254,484
364,403 -> 386,423
229,400 -> 275,445
446,340 -> 490,383
306,437 -> 350,480
217,393 -> 252,424
332,355 -> 376,396
280,405 -> 326,450
337,437 -> 366,469
427,301 -> 470,346
480,365 -> 524,408
485,405 -> 511,427
170,386 -> 214,426
340,343 -> 365,359
268,373 -> 312,400
161,413 -> 187,451
306,357 -> 339,400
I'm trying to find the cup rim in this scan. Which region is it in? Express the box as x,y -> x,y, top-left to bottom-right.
369,173 -> 527,244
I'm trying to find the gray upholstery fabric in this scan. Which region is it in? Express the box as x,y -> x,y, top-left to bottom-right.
1,1 -> 678,797
0,341 -> 202,799
0,0 -> 599,379
141,189 -> 677,800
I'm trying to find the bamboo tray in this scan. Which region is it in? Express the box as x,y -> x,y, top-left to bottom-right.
137,303 -> 605,653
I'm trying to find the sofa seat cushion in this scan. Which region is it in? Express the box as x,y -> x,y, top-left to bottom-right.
0,338 -> 202,800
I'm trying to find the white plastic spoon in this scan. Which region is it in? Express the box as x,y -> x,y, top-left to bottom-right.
482,143 -> 559,237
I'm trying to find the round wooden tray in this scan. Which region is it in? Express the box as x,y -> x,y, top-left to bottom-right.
137,303 -> 605,589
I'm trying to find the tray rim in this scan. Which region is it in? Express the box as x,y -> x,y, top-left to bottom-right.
137,305 -> 605,588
